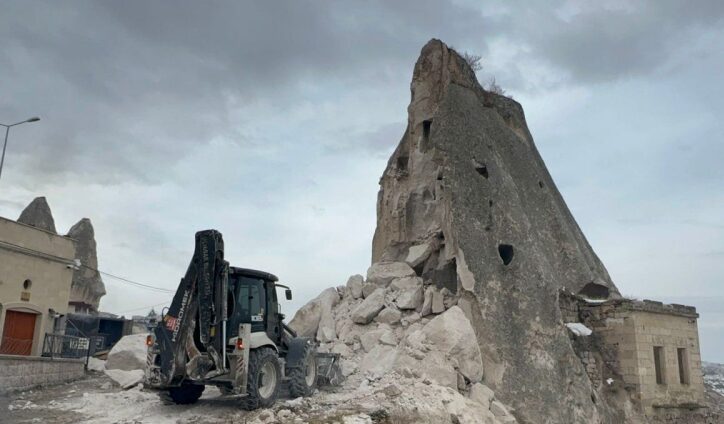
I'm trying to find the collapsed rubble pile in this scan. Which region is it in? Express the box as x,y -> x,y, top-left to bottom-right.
288,265 -> 517,424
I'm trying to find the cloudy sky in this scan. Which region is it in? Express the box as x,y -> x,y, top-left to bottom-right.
1,1 -> 722,361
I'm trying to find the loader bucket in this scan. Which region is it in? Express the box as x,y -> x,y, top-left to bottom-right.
315,352 -> 343,386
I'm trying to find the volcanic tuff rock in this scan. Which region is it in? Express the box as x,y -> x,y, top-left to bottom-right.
370,39 -> 626,422
67,218 -> 106,312
17,196 -> 57,233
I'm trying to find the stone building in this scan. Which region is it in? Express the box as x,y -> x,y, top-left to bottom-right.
562,290 -> 708,421
0,216 -> 76,356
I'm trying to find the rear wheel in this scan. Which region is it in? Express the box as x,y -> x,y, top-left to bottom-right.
240,348 -> 281,410
288,342 -> 318,398
159,383 -> 205,405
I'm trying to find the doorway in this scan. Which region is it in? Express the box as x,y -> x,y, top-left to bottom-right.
0,310 -> 38,355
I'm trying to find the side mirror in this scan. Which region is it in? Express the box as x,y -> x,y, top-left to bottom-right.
285,289 -> 292,300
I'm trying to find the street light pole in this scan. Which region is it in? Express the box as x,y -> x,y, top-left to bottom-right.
0,117 -> 40,182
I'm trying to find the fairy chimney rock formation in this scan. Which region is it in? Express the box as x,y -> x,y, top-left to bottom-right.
67,218 -> 106,313
372,39 -> 623,422
17,196 -> 57,233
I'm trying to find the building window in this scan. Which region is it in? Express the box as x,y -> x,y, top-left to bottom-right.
677,348 -> 690,385
23,279 -> 32,290
653,346 -> 666,385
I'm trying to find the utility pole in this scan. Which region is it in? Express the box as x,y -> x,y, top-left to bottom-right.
0,116 -> 40,183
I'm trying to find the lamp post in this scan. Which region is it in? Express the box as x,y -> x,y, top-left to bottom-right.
0,116 -> 40,182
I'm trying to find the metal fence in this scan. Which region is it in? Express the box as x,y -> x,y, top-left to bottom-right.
41,333 -> 105,359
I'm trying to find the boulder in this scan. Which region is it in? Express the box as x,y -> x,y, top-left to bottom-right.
17,197 -> 57,233
378,329 -> 398,346
393,350 -> 457,388
469,383 -> 495,408
351,288 -> 386,324
375,307 -> 401,325
104,369 -> 145,389
431,288 -> 445,314
366,262 -> 415,287
361,282 -> 378,298
421,306 -> 483,382
288,287 -> 340,339
391,276 -> 424,310
359,344 -> 398,377
346,274 -> 364,299
490,400 -> 512,418
405,242 -> 434,267
421,286 -> 434,316
106,333 -> 148,372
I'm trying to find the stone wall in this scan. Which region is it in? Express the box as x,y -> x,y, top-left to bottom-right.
0,354 -> 85,393
583,299 -> 706,417
0,216 -> 76,356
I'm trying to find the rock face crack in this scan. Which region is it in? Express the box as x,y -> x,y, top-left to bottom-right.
371,39 -> 623,423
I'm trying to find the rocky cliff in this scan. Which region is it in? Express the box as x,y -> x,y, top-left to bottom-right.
17,196 -> 57,233
370,39 -> 626,422
67,218 -> 106,313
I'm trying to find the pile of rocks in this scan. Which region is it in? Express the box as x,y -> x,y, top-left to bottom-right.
288,262 -> 517,424
102,333 -> 149,389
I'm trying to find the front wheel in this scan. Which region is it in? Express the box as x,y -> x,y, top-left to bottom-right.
240,348 -> 281,410
288,342 -> 318,398
159,383 -> 205,405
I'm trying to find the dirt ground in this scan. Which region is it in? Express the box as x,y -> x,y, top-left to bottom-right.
0,373 -> 268,424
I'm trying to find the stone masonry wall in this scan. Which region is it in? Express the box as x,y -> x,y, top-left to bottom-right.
582,300 -> 706,418
630,310 -> 706,414
0,355 -> 85,393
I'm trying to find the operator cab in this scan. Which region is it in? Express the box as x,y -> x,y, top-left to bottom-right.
227,267 -> 291,348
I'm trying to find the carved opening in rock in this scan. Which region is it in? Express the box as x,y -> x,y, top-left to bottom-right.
474,162 -> 489,179
538,181 -> 545,189
396,155 -> 409,173
498,244 -> 514,265
432,258 -> 457,294
23,279 -> 32,290
578,282 -> 610,300
423,120 -> 431,140
488,200 -> 493,207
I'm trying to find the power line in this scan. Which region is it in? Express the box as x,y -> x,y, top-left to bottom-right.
82,265 -> 174,293
0,238 -> 174,293
114,299 -> 172,315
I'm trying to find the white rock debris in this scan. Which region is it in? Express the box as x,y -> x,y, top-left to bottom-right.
105,333 -> 149,371
283,267 -> 519,423
565,323 -> 593,337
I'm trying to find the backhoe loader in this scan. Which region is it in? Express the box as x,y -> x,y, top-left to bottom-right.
144,230 -> 341,409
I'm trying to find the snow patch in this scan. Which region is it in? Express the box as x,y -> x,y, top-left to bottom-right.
565,323 -> 592,336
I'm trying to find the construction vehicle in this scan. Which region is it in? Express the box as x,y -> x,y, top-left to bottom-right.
144,230 -> 342,409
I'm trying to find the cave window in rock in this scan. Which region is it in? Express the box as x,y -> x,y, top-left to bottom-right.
423,120 -> 432,140
578,282 -> 609,300
396,155 -> 409,173
498,244 -> 514,265
474,162 -> 489,179
538,181 -> 545,189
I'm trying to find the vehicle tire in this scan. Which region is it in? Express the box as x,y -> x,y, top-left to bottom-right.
159,383 -> 205,405
240,348 -> 281,410
287,342 -> 318,398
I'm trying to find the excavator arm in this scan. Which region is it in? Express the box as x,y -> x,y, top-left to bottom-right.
148,230 -> 229,386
